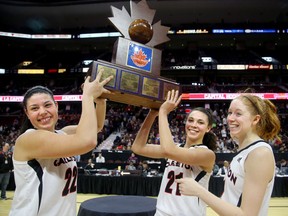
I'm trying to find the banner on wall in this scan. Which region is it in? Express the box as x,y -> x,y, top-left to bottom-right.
1,93 -> 288,102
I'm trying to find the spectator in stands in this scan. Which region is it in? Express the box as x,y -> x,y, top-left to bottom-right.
216,160 -> 229,176
0,143 -> 13,200
85,158 -> 95,169
74,154 -> 81,163
212,163 -> 220,176
220,125 -> 227,139
278,159 -> 288,175
9,71 -> 113,215
113,135 -> 121,146
176,91 -> 281,216
132,90 -> 217,216
127,152 -> 138,164
96,152 -> 105,163
141,160 -> 151,177
125,161 -> 136,171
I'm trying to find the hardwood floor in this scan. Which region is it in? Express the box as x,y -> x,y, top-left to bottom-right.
1,191 -> 287,216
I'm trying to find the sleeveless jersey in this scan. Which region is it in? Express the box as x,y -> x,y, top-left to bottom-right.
156,144 -> 212,216
221,140 -> 275,216
9,129 -> 78,216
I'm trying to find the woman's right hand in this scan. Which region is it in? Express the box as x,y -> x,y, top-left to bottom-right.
176,178 -> 203,196
83,68 -> 113,99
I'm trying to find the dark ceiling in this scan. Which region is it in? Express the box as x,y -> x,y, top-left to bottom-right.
0,0 -> 288,31
0,0 -> 287,50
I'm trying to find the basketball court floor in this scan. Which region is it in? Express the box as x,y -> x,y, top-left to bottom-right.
0,191 -> 287,216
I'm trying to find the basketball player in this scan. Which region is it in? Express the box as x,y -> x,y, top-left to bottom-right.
9,71 -> 113,216
132,90 -> 217,216
176,92 -> 281,216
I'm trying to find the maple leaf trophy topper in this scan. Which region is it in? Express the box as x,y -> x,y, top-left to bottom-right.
109,0 -> 170,71
87,0 -> 179,109
108,0 -> 170,47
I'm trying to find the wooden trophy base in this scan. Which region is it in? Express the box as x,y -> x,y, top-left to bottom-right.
87,60 -> 180,109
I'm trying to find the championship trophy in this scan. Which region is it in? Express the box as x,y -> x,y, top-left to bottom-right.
88,0 -> 180,108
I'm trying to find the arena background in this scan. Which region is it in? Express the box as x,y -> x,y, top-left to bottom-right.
0,1 -> 287,215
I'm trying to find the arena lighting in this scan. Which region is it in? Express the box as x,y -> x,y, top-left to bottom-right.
217,65 -> 246,70
82,67 -> 89,72
0,31 -> 72,39
79,32 -> 121,38
172,29 -> 209,34
245,29 -> 276,33
31,34 -> 72,39
246,64 -> 273,70
0,31 -> 31,38
213,29 -> 244,34
0,69 -> 5,74
82,60 -> 93,65
17,69 -> 44,74
191,83 -> 204,86
22,61 -> 32,66
262,57 -> 281,64
262,57 -> 273,62
201,57 -> 212,62
48,68 -> 66,73
47,69 -> 58,73
58,69 -> 66,73
0,28 -> 283,40
212,29 -> 277,34
1,93 -> 288,102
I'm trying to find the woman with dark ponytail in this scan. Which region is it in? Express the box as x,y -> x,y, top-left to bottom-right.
132,90 -> 217,216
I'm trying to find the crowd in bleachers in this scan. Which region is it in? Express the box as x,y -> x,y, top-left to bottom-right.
1,46 -> 288,159
1,98 -> 288,156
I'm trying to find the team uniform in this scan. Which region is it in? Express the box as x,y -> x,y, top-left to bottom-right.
221,140 -> 275,216
155,144 -> 211,216
9,129 -> 78,216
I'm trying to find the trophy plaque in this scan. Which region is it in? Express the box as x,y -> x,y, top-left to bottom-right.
88,0 -> 180,109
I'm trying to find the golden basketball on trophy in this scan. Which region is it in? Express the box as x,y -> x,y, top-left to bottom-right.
87,0 -> 180,108
128,19 -> 153,44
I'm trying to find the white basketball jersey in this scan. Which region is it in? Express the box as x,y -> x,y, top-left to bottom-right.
9,130 -> 78,216
221,140 -> 275,216
156,144 -> 212,216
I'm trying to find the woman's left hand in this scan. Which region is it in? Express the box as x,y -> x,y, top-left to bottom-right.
160,89 -> 182,115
